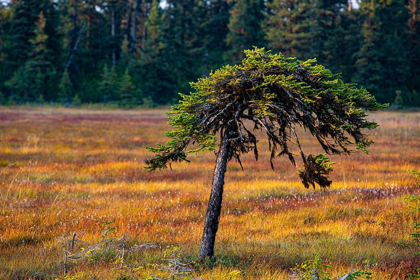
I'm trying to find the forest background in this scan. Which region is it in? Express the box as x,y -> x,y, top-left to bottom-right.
0,0 -> 419,107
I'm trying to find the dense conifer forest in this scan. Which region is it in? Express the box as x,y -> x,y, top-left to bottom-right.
0,0 -> 419,107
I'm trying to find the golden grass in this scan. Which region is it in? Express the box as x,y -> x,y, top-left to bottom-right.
0,107 -> 419,279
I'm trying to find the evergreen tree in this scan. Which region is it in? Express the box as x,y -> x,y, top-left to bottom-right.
145,48 -> 387,258
102,0 -> 127,66
58,70 -> 73,105
43,1 -> 62,71
201,0 -> 232,71
118,36 -> 132,73
99,64 -> 119,104
28,11 -> 57,101
162,0 -> 208,97
354,0 -> 409,103
30,11 -> 50,62
335,6 -> 364,83
119,69 -> 135,107
135,0 -> 174,105
60,0 -> 101,100
6,0 -> 59,73
6,0 -> 41,71
0,91 -> 5,105
72,94 -> 82,106
312,0 -> 348,72
5,64 -> 30,103
0,5 -> 12,94
264,0 -> 316,59
406,0 -> 420,106
6,11 -> 56,102
0,0 -> 418,107
226,0 -> 266,63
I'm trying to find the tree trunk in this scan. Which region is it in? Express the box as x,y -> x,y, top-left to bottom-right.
111,9 -> 116,66
199,133 -> 230,258
141,2 -> 147,50
131,0 -> 138,54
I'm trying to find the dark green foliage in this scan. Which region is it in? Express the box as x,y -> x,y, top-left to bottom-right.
0,0 -> 419,106
354,0 -> 409,104
264,0 -> 316,58
119,70 -> 136,108
99,65 -> 119,104
4,1 -> 59,102
264,0 -> 348,71
0,6 -> 12,93
29,11 -> 57,101
226,0 -> 266,63
5,64 -> 32,103
102,0 -> 126,65
118,37 -> 132,73
6,11 -> 56,103
134,0 -> 175,105
6,0 -> 43,71
72,94 -> 82,106
311,0 -> 348,72
58,70 -> 73,105
405,0 -> 420,107
299,154 -> 334,189
201,0 -> 232,71
145,48 -> 387,188
161,0 -> 207,98
0,91 -> 5,105
6,0 -> 60,72
335,7 -> 364,83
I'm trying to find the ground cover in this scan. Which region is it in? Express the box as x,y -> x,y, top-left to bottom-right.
0,107 -> 419,279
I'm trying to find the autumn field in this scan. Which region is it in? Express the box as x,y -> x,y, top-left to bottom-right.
0,107 -> 419,279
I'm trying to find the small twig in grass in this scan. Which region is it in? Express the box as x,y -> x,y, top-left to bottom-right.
71,232 -> 76,250
63,250 -> 68,275
120,234 -> 126,269
130,243 -> 160,251
337,269 -> 356,280
312,267 -> 319,280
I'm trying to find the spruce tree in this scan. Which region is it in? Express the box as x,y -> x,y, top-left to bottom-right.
119,69 -> 135,108
226,0 -> 266,63
6,0 -> 41,71
0,5 -> 12,95
354,0 -> 409,103
58,70 -> 73,105
60,0 -> 101,102
119,36 -> 132,73
0,91 -> 5,105
99,64 -> 119,104
145,48 -> 387,258
201,0 -> 232,71
312,0 -> 348,72
406,0 -> 420,106
135,0 -> 174,105
102,0 -> 127,66
6,11 -> 56,102
28,11 -> 56,101
6,0 -> 59,73
335,6 -> 363,83
5,64 -> 30,103
265,0 -> 350,70
161,0 -> 212,98
264,0 -> 315,59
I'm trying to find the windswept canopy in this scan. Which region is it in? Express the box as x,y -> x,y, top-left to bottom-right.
145,48 -> 387,188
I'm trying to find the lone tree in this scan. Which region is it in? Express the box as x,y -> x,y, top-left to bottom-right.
145,48 -> 387,258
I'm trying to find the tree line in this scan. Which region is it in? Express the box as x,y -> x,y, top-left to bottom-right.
0,0 -> 419,107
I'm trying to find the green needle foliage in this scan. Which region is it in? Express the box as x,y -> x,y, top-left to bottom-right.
145,47 -> 387,189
